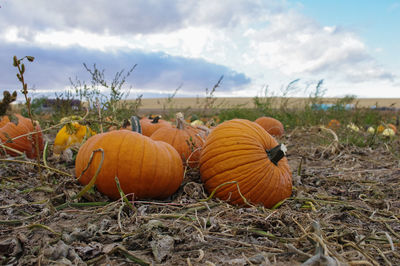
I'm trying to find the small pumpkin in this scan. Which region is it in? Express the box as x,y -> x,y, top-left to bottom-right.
327,119 -> 340,130
75,116 -> 183,200
53,120 -> 96,155
191,119 -> 204,126
0,114 -> 44,158
377,125 -> 385,133
254,116 -> 284,137
347,123 -> 360,132
151,113 -> 205,167
367,126 -> 375,134
382,128 -> 395,137
140,115 -> 172,137
199,119 -> 292,208
387,123 -> 397,134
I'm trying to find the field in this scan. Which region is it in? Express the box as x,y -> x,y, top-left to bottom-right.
138,97 -> 400,111
1,94 -> 400,265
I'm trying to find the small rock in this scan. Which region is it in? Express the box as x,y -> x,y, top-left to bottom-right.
150,235 -> 174,263
0,237 -> 22,256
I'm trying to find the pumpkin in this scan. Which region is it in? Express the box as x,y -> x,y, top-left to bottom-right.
191,119 -> 204,126
53,121 -> 96,155
75,117 -> 183,200
382,128 -> 395,137
387,123 -> 397,134
377,124 -> 396,134
367,126 -> 375,134
140,115 -> 172,137
347,123 -> 360,132
150,113 -> 205,168
254,117 -> 284,137
327,119 -> 340,130
199,119 -> 292,208
0,114 -> 44,158
377,125 -> 385,133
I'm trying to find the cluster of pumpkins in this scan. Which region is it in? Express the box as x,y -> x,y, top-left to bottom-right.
327,119 -> 397,137
0,113 -> 292,209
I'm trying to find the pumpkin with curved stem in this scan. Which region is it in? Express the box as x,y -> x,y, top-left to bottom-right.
140,115 -> 172,137
75,116 -> 183,200
150,113 -> 205,167
254,117 -> 284,137
0,114 -> 44,158
199,119 -> 292,208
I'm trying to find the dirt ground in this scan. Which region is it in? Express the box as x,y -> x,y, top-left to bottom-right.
0,127 -> 399,265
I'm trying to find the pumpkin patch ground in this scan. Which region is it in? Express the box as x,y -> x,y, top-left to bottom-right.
1,126 -> 399,265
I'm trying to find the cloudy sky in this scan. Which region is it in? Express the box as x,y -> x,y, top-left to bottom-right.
0,0 -> 399,101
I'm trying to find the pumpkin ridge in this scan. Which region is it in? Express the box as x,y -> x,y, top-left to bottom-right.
202,155 -> 266,183
255,166 -> 291,207
146,139 -> 160,196
116,131 -> 131,188
238,160 -> 278,203
243,164 -> 279,205
201,135 -> 260,150
209,160 -> 269,200
203,125 -> 268,150
200,147 -> 266,176
94,132 -> 120,198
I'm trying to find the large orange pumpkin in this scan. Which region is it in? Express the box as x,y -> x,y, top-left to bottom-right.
0,114 -> 44,158
199,119 -> 292,208
150,113 -> 205,168
140,116 -> 172,137
75,129 -> 184,200
254,116 -> 284,137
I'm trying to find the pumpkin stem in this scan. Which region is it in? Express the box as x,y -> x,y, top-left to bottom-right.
151,116 -> 161,124
122,119 -> 130,129
176,112 -> 185,130
266,144 -> 287,165
130,116 -> 142,134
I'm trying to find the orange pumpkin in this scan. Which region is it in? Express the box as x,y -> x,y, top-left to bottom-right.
150,113 -> 205,168
327,119 -> 340,130
75,129 -> 184,200
0,114 -> 44,158
140,116 -> 172,137
199,119 -> 292,208
387,123 -> 397,134
254,117 -> 284,137
377,125 -> 385,133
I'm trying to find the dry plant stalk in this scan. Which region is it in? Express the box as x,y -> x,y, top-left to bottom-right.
13,55 -> 43,182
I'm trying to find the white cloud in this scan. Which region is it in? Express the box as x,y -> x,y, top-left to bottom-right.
0,0 -> 398,97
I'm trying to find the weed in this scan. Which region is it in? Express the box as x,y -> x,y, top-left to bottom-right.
12,55 -> 43,182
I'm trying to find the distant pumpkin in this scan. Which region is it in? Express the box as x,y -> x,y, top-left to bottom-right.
382,128 -> 395,137
347,123 -> 360,132
327,119 -> 340,130
151,112 -> 205,167
140,115 -> 172,137
191,119 -> 204,126
0,114 -> 44,158
377,125 -> 385,134
387,123 -> 397,134
255,117 -> 284,137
